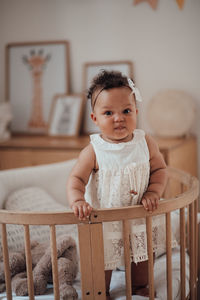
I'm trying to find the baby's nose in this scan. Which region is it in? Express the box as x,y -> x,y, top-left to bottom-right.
114,113 -> 124,121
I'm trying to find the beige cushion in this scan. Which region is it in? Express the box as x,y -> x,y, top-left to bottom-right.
5,187 -> 66,211
147,90 -> 196,137
1,187 -> 77,252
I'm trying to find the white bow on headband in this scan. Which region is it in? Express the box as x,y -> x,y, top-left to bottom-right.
128,78 -> 142,102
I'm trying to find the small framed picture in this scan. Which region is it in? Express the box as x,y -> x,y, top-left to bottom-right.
48,94 -> 84,137
6,40 -> 70,134
82,61 -> 134,134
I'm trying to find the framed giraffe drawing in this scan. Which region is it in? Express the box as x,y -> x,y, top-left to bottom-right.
82,60 -> 134,134
5,41 -> 70,134
48,94 -> 84,137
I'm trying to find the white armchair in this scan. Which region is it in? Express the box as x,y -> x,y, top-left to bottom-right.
0,159 -> 77,209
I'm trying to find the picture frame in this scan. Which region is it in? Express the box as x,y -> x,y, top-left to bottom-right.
5,40 -> 70,134
82,61 -> 134,134
48,94 -> 84,137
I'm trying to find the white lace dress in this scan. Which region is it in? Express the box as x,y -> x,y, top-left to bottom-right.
85,129 -> 176,270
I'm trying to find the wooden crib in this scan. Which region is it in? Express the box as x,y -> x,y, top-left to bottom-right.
0,167 -> 199,300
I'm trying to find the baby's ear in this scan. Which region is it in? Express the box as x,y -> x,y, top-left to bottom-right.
90,112 -> 97,124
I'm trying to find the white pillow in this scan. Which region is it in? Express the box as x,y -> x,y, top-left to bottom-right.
1,187 -> 78,252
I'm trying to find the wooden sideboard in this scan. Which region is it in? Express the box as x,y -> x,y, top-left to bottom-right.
0,135 -> 198,178
0,135 -> 89,170
154,135 -> 198,177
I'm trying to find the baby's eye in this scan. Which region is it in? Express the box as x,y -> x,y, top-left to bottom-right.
104,111 -> 112,116
123,108 -> 131,114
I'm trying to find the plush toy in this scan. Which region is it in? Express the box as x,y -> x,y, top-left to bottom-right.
0,234 -> 78,299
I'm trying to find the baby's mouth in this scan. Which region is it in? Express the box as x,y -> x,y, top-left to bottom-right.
114,126 -> 126,130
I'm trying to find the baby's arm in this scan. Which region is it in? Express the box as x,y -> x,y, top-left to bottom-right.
141,135 -> 168,212
66,144 -> 95,220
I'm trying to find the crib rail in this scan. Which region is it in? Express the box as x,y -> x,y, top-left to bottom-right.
0,167 -> 199,300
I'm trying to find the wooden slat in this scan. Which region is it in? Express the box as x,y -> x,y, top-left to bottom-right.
146,216 -> 154,300
24,225 -> 35,300
180,207 -> 186,299
50,225 -> 60,300
78,224 -> 94,299
122,220 -> 132,300
187,205 -> 190,251
1,224 -> 12,300
90,223 -> 106,299
166,213 -> 172,300
189,202 -> 195,300
194,198 -> 198,300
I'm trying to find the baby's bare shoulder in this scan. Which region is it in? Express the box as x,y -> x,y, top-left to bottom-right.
73,143 -> 95,172
145,134 -> 159,154
79,143 -> 95,159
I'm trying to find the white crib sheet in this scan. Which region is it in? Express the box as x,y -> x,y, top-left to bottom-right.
0,248 -> 189,300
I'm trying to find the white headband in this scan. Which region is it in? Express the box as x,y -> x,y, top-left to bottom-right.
128,78 -> 142,102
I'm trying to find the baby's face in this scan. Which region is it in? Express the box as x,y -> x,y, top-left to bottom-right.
91,87 -> 138,143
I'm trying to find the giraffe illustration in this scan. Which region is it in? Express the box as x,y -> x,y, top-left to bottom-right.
23,49 -> 50,131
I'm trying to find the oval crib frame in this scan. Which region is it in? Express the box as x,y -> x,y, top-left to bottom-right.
0,167 -> 199,300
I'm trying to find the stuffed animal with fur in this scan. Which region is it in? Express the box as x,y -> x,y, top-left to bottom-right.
0,234 -> 78,299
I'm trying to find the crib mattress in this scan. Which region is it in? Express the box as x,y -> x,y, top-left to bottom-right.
0,248 -> 189,300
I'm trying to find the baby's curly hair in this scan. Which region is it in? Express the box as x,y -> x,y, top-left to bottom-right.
87,70 -> 133,109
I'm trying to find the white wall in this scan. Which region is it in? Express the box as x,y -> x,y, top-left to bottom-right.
0,0 -> 200,174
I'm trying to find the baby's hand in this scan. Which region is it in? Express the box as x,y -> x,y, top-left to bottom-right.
141,191 -> 159,212
71,200 -> 93,220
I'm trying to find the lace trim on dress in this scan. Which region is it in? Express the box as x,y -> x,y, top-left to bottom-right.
130,215 -> 178,263
103,216 -> 178,269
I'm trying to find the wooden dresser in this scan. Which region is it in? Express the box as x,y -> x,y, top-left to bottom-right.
154,135 -> 198,177
0,135 -> 198,177
0,135 -> 89,170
